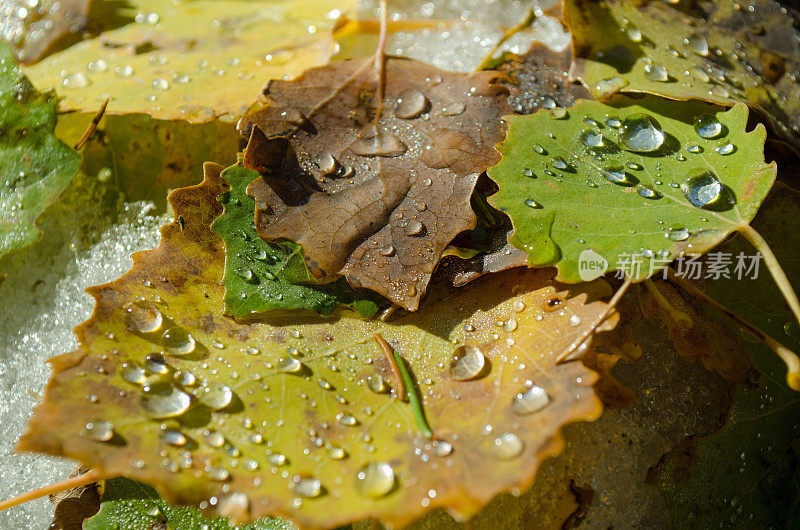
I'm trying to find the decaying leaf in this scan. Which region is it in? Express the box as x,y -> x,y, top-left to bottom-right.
565,0 -> 800,151
2,0 -> 93,65
19,162 -> 619,528
0,42 -> 80,266
23,0 -> 354,122
238,57 -> 512,310
487,97 -> 775,283
211,163 -> 381,318
85,477 -> 293,530
49,466 -> 101,530
650,184 -> 800,527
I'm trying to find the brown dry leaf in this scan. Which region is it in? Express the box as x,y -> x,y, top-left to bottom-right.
49,466 -> 101,530
19,162 -> 620,528
237,57 -> 512,310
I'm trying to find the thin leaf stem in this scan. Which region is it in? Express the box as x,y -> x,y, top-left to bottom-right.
667,268 -> 800,391
374,333 -> 406,400
74,97 -> 109,150
374,334 -> 434,438
738,224 -> 800,330
0,469 -> 111,512
557,275 -> 632,364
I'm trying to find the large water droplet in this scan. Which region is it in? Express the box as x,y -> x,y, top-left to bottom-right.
626,24 -> 642,42
694,114 -> 723,138
681,170 -> 734,209
336,413 -> 359,426
199,383 -> 233,409
512,386 -> 549,415
491,433 -> 524,459
404,219 -> 424,236
441,102 -> 466,116
551,156 -> 570,170
365,374 -> 388,393
579,128 -> 604,147
637,186 -> 662,199
667,227 -> 690,241
449,345 -> 486,381
145,353 -> 169,374
619,114 -> 665,152
602,162 -> 634,186
84,420 -> 114,442
124,301 -> 163,333
292,477 -> 322,497
203,430 -> 225,447
349,134 -> 407,157
277,356 -> 303,373
140,383 -> 191,418
685,33 -> 709,56
120,361 -> 146,384
161,328 -> 196,356
643,63 -> 669,82
715,142 -> 735,155
356,463 -> 395,498
395,89 -> 429,119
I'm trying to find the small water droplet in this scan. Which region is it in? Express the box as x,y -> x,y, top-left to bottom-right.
336,413 -> 359,426
549,107 -> 567,119
710,84 -> 730,98
619,114 -> 665,152
152,78 -> 170,90
715,142 -> 735,155
84,420 -> 114,442
62,71 -> 90,89
203,430 -> 225,448
395,89 -> 429,119
532,144 -> 546,155
524,198 -> 542,209
277,357 -> 303,373
349,133 -> 407,157
268,453 -> 287,466
579,128 -> 604,147
637,186 -> 662,199
292,477 -> 323,498
569,314 -> 582,326
404,219 -> 424,236
667,227 -> 690,241
365,374 -> 388,393
626,24 -> 642,42
206,466 -> 230,481
161,429 -> 187,446
602,161 -> 633,185
145,353 -> 169,374
491,433 -> 524,459
431,440 -> 453,456
685,33 -> 709,56
140,383 -> 191,418
551,156 -> 569,170
120,362 -> 146,384
441,102 -> 466,116
160,328 -> 196,356
356,463 -> 395,498
449,345 -> 486,381
199,383 -> 233,409
694,114 -> 724,139
512,386 -> 549,415
605,116 -> 622,128
686,144 -> 703,153
503,318 -> 518,332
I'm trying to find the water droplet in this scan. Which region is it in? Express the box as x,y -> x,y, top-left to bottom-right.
404,219 -> 424,236
124,301 -> 163,333
88,59 -> 108,72
681,170 -> 733,209
160,328 -> 196,356
685,33 -> 709,56
686,144 -> 703,153
199,383 -> 233,409
152,78 -> 170,90
626,24 -> 642,42
277,357 -> 303,373
491,433 -> 524,459
449,345 -> 486,381
365,374 -> 388,393
637,186 -> 662,199
120,361 -> 146,384
552,156 -> 569,170
643,63 -> 669,82
116,65 -> 135,77
715,142 -> 735,155
710,85 -> 730,98
579,128 -> 604,147
140,383 -> 191,418
292,477 -> 322,497
691,66 -> 711,82
594,76 -> 628,97
532,144 -> 546,155
431,440 -> 453,456
356,462 -> 395,498
394,89 -> 429,119
349,133 -> 407,157
203,429 -> 225,447
602,161 -> 633,185
606,116 -> 622,128
667,228 -> 690,241
569,314 -> 582,326
84,420 -> 114,442
619,114 -> 665,152
175,370 -> 196,386
694,114 -> 724,139
441,102 -> 466,116
62,71 -> 90,89
268,453 -> 287,466
336,413 -> 359,426
503,318 -> 518,332
206,466 -> 230,481
512,386 -> 549,415
549,107 -> 567,119
317,378 -> 333,390
145,353 -> 169,374
524,198 -> 542,209
161,429 -> 187,446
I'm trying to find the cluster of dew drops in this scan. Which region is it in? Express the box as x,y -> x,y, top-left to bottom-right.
77,280 -> 582,511
519,103 -> 738,257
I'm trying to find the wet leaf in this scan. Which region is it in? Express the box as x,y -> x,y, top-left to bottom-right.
85,477 -> 293,530
238,57 -> 512,310
19,163 -> 618,528
2,0 -> 93,65
211,163 -> 381,318
487,97 -> 775,283
23,0 -> 353,122
0,42 -> 80,265
565,0 -> 800,151
650,183 -> 800,528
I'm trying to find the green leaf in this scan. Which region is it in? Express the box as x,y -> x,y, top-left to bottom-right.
211,164 -> 381,318
650,184 -> 800,527
487,97 -> 775,283
0,42 -> 80,265
85,477 -> 295,530
565,0 -> 800,151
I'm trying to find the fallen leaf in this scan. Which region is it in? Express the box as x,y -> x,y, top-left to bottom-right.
19,162 -> 617,528
23,0 -> 354,122
49,466 -> 101,530
85,477 -> 293,530
0,42 -> 80,267
487,97 -> 775,283
238,57 -> 512,310
565,0 -> 800,151
211,163 -> 382,318
649,183 -> 800,527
